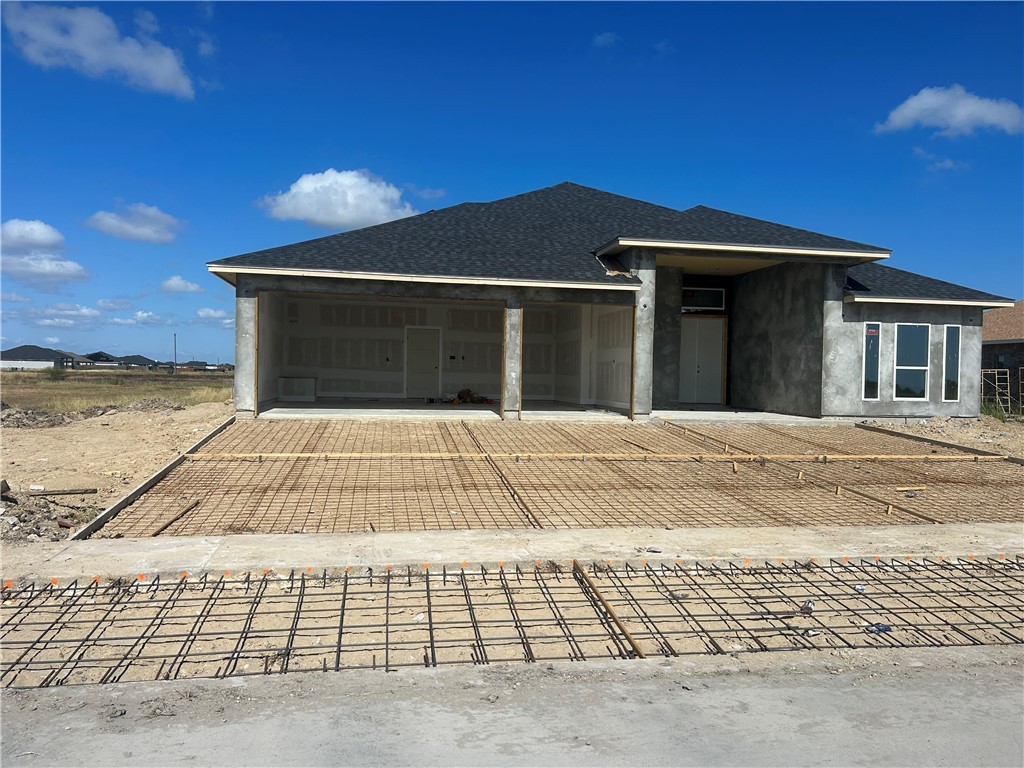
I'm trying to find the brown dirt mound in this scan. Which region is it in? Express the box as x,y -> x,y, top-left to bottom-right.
0,399 -> 184,429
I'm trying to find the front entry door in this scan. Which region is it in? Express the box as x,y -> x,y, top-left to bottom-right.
406,327 -> 440,398
678,316 -> 726,404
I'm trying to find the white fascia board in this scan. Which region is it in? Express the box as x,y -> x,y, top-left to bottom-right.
843,294 -> 1015,308
207,265 -> 640,292
594,237 -> 891,261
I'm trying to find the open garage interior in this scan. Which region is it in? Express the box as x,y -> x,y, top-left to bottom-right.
87,420 -> 1024,539
254,293 -> 635,415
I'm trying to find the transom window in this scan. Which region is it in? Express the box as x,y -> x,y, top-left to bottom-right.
894,324 -> 929,400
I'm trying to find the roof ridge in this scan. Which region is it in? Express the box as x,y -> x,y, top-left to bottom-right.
690,205 -> 889,252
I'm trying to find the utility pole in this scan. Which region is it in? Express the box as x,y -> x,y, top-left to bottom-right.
172,333 -> 177,375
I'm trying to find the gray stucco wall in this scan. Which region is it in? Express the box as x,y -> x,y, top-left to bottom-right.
233,282 -> 257,415
822,272 -> 984,417
652,266 -> 682,407
622,248 -> 656,416
729,262 -> 828,417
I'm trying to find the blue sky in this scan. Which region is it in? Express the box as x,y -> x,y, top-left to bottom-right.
2,1 -> 1022,364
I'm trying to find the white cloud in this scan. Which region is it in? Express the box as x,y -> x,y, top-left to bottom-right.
43,336 -> 61,345
97,298 -> 131,310
134,9 -> 159,36
405,183 -> 446,200
198,2 -> 215,21
2,3 -> 193,99
262,168 -> 420,230
876,84 -> 1024,137
161,275 -> 203,293
1,218 -> 89,290
1,292 -> 33,303
592,32 -> 617,48
912,146 -> 968,172
86,203 -> 182,242
110,310 -> 164,326
192,29 -> 216,57
1,218 -> 64,253
194,307 -> 234,328
46,303 -> 101,318
196,307 -> 227,319
654,39 -> 675,57
27,303 -> 101,330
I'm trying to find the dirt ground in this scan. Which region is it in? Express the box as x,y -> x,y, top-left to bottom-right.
0,400 -> 233,542
871,414 -> 1024,458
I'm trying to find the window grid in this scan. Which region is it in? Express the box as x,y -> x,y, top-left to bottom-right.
893,323 -> 930,401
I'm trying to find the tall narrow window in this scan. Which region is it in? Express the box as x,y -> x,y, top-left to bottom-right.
943,325 -> 961,402
894,324 -> 929,400
863,323 -> 880,400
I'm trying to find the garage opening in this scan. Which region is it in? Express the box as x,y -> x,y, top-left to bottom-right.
256,293 -> 504,412
522,303 -> 633,414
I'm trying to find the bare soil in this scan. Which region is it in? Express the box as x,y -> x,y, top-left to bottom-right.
866,414 -> 1024,458
0,400 -> 233,543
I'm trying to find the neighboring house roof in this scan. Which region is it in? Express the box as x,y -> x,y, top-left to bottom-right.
209,182 -> 890,287
983,300 -> 1024,343
119,354 -> 157,366
845,263 -> 1014,306
0,345 -> 76,362
86,351 -> 120,363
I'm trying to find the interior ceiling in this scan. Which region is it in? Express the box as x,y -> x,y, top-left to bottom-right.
655,252 -> 781,276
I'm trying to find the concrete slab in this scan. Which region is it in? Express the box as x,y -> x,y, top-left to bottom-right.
4,523 -> 1021,581
257,401 -> 630,421
652,407 -> 820,423
4,646 -> 1021,768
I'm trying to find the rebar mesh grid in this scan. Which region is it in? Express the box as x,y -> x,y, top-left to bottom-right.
198,420 -> 480,456
91,421 -> 1023,537
687,424 -> 968,457
2,557 -> 1020,688
98,458 -> 533,537
493,458 -> 924,528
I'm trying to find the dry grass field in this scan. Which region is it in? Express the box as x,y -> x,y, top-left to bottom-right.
0,369 -> 233,413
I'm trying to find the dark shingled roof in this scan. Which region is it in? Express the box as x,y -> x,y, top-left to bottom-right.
210,182 -> 889,285
846,263 -> 1013,304
0,344 -> 83,362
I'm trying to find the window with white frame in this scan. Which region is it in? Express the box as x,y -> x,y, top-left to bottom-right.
894,324 -> 929,400
862,323 -> 880,400
943,325 -> 961,402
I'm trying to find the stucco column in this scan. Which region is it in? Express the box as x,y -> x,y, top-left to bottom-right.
629,247 -> 657,418
502,297 -> 523,420
234,281 -> 257,416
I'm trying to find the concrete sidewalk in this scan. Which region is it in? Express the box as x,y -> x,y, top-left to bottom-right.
3,523 -> 1020,581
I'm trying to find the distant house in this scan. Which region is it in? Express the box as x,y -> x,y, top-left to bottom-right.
0,344 -> 92,370
982,300 -> 1024,411
85,351 -> 123,368
207,182 -> 1015,420
117,354 -> 157,369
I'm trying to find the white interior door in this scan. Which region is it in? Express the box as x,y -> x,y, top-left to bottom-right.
678,316 -> 725,404
406,327 -> 440,398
